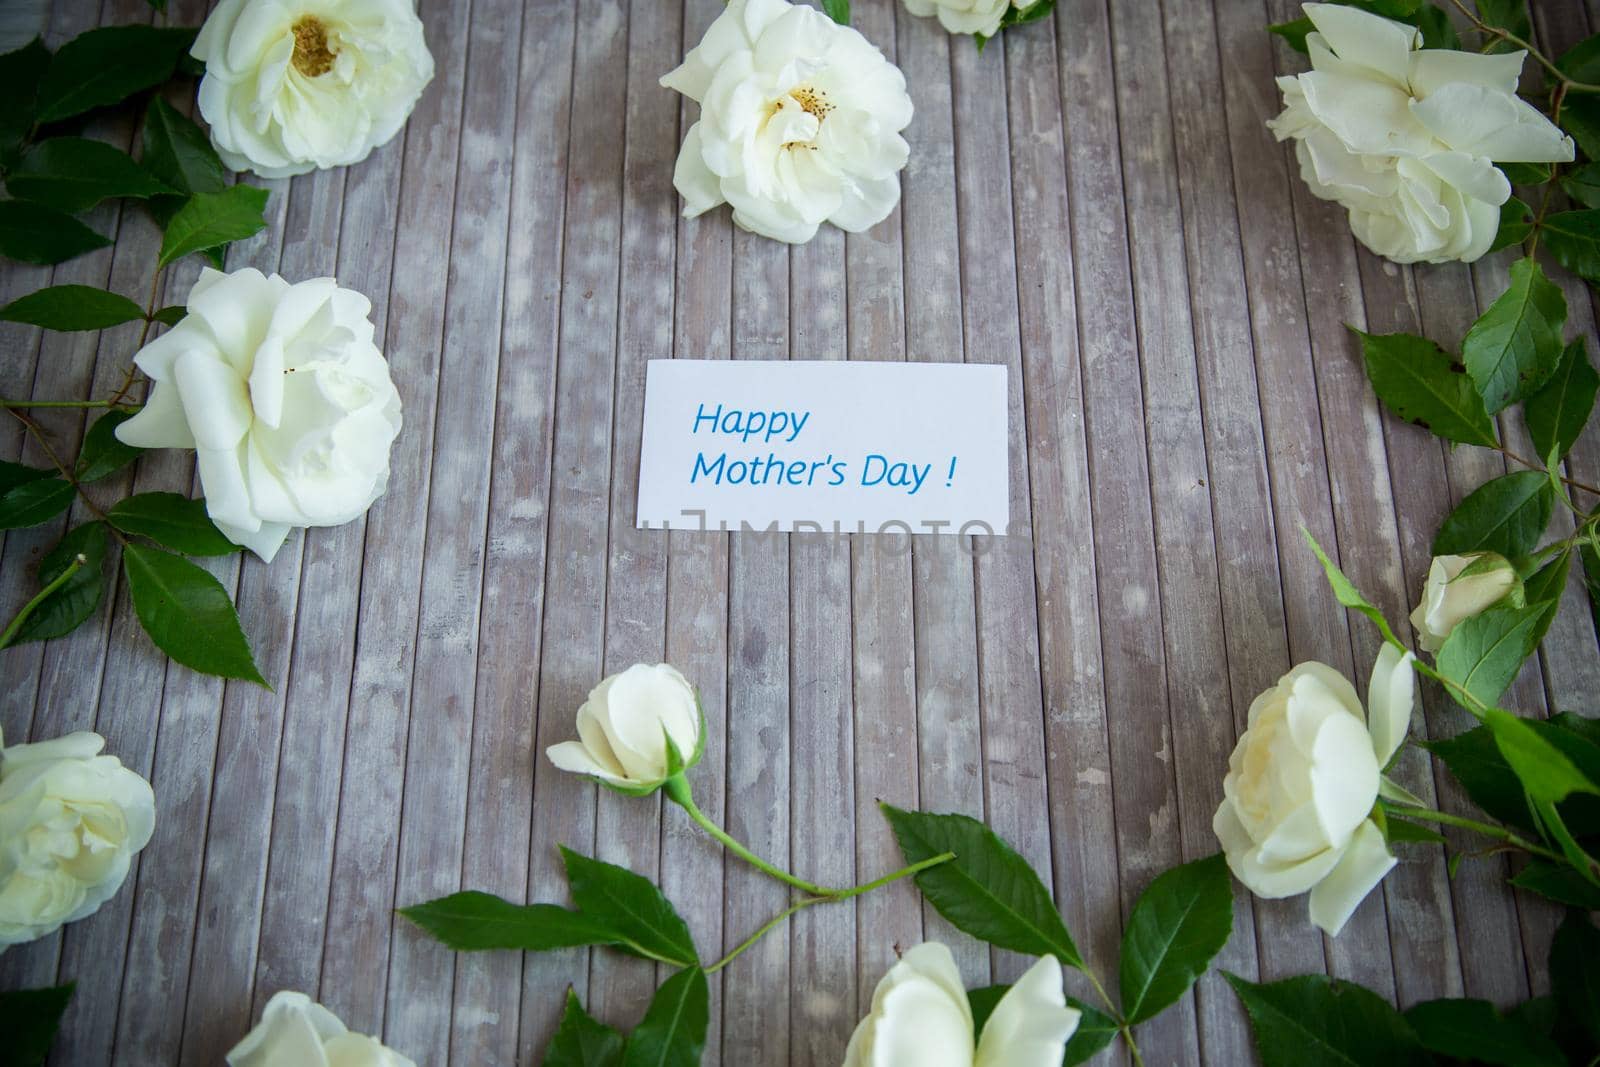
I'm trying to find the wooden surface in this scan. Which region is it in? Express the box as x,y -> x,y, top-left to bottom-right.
3,0 -> 1600,1064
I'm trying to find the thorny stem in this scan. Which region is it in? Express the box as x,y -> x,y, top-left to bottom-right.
2,403 -> 124,537
1496,446 -> 1600,498
0,398 -> 133,410
1446,0 -> 1600,93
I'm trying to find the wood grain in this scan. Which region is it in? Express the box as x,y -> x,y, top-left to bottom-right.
2,0 -> 1596,1064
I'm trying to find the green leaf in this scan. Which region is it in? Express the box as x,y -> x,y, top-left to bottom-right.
1354,329 -> 1498,447
1475,0 -> 1530,42
1565,163 -> 1600,208
1490,195 -> 1533,253
1302,528 -> 1402,645
1485,708 -> 1600,804
34,26 -> 197,124
0,284 -> 145,332
1436,601 -> 1556,708
398,891 -> 624,952
1558,33 -> 1600,84
1551,911 -> 1600,1050
1118,853 -> 1233,1024
0,39 -> 50,168
544,989 -> 626,1067
0,200 -> 110,265
1404,997 -> 1564,1066
881,804 -> 1082,967
1410,4 -> 1459,49
0,982 -> 74,1067
1462,257 -> 1567,413
157,185 -> 269,269
76,410 -> 142,483
1423,725 -> 1535,831
560,847 -> 698,967
1501,162 -> 1552,186
1562,96 -> 1600,161
0,521 -> 109,648
1523,552 -> 1571,609
1584,540 -> 1600,639
1433,471 -> 1554,558
150,304 -> 186,327
1543,211 -> 1600,284
141,98 -> 225,201
620,968 -> 709,1067
1225,972 -> 1426,1067
107,492 -> 239,556
1511,858 -> 1600,909
1269,17 -> 1314,51
6,138 -> 172,213
0,467 -> 73,530
976,0 -> 1057,46
121,542 -> 265,685
1060,998 -> 1120,1065
1380,814 -> 1447,846
1525,339 -> 1598,462
820,0 -> 850,24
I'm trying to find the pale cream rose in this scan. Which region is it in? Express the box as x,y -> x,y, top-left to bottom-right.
1409,552 -> 1519,653
0,729 -> 155,953
192,0 -> 434,179
116,268 -> 403,563
546,663 -> 702,790
227,991 -> 415,1067
1213,647 -> 1416,935
661,0 -> 913,244
843,942 -> 1081,1067
1269,3 -> 1572,263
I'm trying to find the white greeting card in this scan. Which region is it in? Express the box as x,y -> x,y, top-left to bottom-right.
637,360 -> 1009,535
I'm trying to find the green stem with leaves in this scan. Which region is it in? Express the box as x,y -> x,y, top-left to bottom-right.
1446,0 -> 1600,94
705,851 -> 955,975
1383,803 -> 1566,863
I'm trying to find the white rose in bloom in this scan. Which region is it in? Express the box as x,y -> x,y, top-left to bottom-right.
0,729 -> 154,953
1213,647 -> 1417,936
227,991 -> 416,1067
547,663 -> 703,790
193,0 -> 434,179
1410,552 -> 1519,654
115,268 -> 403,563
1269,3 -> 1573,264
843,943 -> 1081,1067
660,0 -> 913,244
900,0 -> 1026,39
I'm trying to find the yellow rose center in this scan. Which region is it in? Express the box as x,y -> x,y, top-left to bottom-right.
291,16 -> 337,78
771,86 -> 834,151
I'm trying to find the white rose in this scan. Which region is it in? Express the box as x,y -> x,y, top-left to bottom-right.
115,268 -> 403,563
1212,646 -> 1416,936
660,0 -> 914,244
843,942 -> 1081,1067
0,729 -> 155,953
1269,3 -> 1572,264
546,663 -> 703,791
192,0 -> 434,179
227,990 -> 416,1067
900,0 -> 1025,39
1409,552 -> 1520,654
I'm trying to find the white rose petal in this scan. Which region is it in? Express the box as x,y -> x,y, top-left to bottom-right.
660,0 -> 912,244
193,0 -> 434,179
547,664 -> 702,788
1269,2 -> 1573,264
1408,552 -> 1520,653
0,728 -> 155,953
843,942 -> 1080,1067
228,991 -> 415,1067
115,268 -> 403,563
1213,650 -> 1407,935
